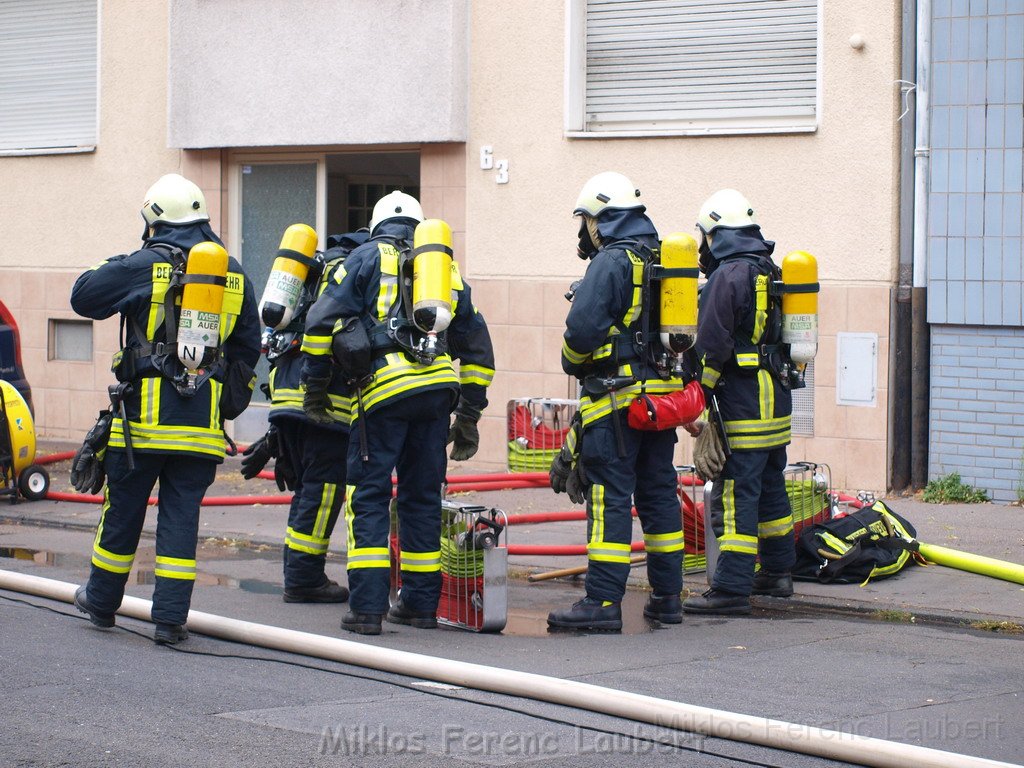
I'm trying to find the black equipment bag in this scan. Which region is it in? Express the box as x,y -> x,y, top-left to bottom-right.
793,500 -> 921,584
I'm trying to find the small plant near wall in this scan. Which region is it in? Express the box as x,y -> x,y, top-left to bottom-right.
1016,450 -> 1024,506
921,473 -> 990,504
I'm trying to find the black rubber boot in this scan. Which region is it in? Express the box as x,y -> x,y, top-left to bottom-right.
751,572 -> 794,598
682,588 -> 752,616
283,579 -> 350,604
386,600 -> 438,629
341,612 -> 383,636
547,596 -> 622,631
154,623 -> 189,645
74,585 -> 115,629
643,593 -> 683,624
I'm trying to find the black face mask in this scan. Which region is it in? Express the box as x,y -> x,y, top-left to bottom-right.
576,219 -> 598,261
698,236 -> 713,274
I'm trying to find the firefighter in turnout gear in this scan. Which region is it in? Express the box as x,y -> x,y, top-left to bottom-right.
242,230 -> 370,603
547,172 -> 691,632
300,191 -> 495,636
71,173 -> 261,644
682,188 -> 796,616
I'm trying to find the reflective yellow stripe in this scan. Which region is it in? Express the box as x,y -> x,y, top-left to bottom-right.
723,416 -> 792,434
727,432 -> 791,450
347,547 -> 391,569
587,541 -> 632,563
722,478 -> 736,539
621,250 -> 645,327
154,555 -> 196,580
736,352 -> 759,368
109,421 -> 225,457
752,273 -> 768,344
820,531 -> 851,554
644,530 -> 685,553
459,364 -> 494,386
300,334 -> 332,355
701,365 -> 721,390
579,377 -> 685,426
562,340 -> 589,365
358,356 -> 458,413
344,484 -> 357,553
286,526 -> 330,555
400,550 -> 442,572
313,484 -> 337,540
758,369 -> 773,421
758,515 -> 794,538
720,534 -> 759,555
92,533 -> 135,575
589,483 -> 605,545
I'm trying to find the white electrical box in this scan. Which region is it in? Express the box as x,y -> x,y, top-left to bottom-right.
836,332 -> 877,407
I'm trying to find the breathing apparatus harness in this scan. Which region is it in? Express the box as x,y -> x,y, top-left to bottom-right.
112,244 -> 228,398
264,252 -> 327,364
570,237 -> 701,456
727,254 -> 808,392
365,238 -> 450,367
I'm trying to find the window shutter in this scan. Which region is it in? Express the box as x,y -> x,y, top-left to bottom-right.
584,0 -> 818,132
0,0 -> 97,154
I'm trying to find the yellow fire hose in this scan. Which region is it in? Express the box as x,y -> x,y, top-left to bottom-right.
916,543 -> 1024,585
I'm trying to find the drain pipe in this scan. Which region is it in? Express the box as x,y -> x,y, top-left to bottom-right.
891,0 -> 917,493
911,0 -> 932,488
0,570 -> 1012,768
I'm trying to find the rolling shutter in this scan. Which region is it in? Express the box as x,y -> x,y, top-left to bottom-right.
0,0 -> 98,154
584,0 -> 818,132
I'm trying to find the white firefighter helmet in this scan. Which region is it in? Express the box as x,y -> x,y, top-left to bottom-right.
573,171 -> 644,218
141,173 -> 209,227
369,191 -> 424,234
696,188 -> 757,234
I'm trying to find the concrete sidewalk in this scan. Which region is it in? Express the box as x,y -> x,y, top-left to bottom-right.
6,441 -> 1024,629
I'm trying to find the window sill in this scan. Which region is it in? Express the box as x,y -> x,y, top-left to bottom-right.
0,145 -> 96,157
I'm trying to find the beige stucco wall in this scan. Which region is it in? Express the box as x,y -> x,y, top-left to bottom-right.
1,0 -> 899,494
463,1 -> 900,491
0,0 -> 189,439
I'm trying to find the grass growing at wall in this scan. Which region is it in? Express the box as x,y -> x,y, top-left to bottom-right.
921,473 -> 990,504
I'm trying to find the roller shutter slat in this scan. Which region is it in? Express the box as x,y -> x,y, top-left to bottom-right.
0,0 -> 98,152
582,0 -> 818,128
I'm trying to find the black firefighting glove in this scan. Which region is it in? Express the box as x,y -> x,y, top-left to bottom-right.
70,409 -> 113,495
240,426 -> 279,480
70,445 -> 105,495
273,448 -> 297,492
448,400 -> 482,462
549,414 -> 587,505
302,376 -> 334,426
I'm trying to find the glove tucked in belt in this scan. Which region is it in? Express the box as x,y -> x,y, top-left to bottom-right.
691,420 -> 727,481
70,409 -> 113,495
302,376 -> 334,425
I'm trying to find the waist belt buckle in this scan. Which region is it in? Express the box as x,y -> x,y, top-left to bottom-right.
388,317 -> 399,332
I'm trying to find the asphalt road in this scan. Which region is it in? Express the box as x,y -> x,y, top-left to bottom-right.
1,523 -> 1022,767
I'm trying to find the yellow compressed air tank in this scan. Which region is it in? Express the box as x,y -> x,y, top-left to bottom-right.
659,232 -> 699,353
260,223 -> 318,330
177,241 -> 229,372
412,219 -> 454,334
1,380 -> 35,476
781,251 -> 819,365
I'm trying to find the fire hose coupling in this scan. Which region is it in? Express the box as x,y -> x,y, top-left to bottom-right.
456,515 -> 505,551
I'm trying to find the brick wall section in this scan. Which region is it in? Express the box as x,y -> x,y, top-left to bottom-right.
928,325 -> 1024,503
